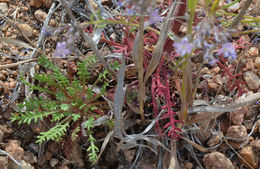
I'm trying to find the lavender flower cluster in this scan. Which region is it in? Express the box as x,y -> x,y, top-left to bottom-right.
173,18 -> 237,64
117,0 -> 162,25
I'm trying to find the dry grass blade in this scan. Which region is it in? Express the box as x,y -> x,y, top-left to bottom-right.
0,37 -> 34,49
185,111 -> 225,126
113,57 -> 126,139
144,2 -> 177,84
95,130 -> 114,164
137,15 -> 145,122
181,136 -> 209,152
185,93 -> 260,126
0,59 -> 35,70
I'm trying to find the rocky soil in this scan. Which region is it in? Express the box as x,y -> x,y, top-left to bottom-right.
0,0 -> 260,169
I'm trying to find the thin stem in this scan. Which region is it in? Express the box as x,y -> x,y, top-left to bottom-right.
138,15 -> 145,122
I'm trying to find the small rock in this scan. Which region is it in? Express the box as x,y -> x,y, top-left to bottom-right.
49,19 -> 56,26
42,0 -> 52,8
29,0 -> 42,8
238,146 -> 258,169
10,81 -> 16,88
0,73 -> 6,80
208,80 -> 219,93
207,131 -> 223,147
5,140 -> 24,161
18,24 -> 33,38
2,82 -> 9,88
1,70 -> 8,76
243,71 -> 260,90
251,140 -> 260,152
183,162 -> 193,169
0,3 -> 8,14
254,57 -> 260,69
45,150 -> 52,160
201,67 -> 210,74
59,165 -> 69,169
229,106 -> 247,125
227,2 -> 240,12
50,158 -> 59,167
123,149 -> 136,162
226,125 -> 248,148
9,160 -> 34,169
27,143 -> 39,154
211,66 -> 220,74
23,151 -> 37,164
203,152 -> 234,169
248,47 -> 259,56
0,124 -> 13,134
243,59 -> 254,71
212,75 -> 223,85
0,0 -> 9,2
0,156 -> 8,169
47,142 -> 59,155
34,9 -> 47,22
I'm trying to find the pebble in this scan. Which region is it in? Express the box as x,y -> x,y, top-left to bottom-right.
10,81 -> 16,88
50,158 -> 59,167
238,146 -> 258,169
254,57 -> 260,69
34,9 -> 47,22
5,140 -> 24,161
29,0 -> 42,8
0,156 -> 8,169
211,66 -> 220,74
0,73 -> 6,80
203,152 -> 234,169
207,131 -> 223,147
18,24 -> 33,38
0,0 -> 10,2
2,82 -> 10,88
229,106 -> 247,125
243,59 -> 254,71
226,125 -> 248,148
208,80 -> 219,93
0,2 -> 8,14
1,70 -> 8,76
200,67 -> 210,74
248,47 -> 259,56
43,0 -> 52,8
251,140 -> 260,151
59,165 -> 69,169
8,160 -> 34,169
23,151 -> 37,164
183,162 -> 193,169
243,71 -> 260,90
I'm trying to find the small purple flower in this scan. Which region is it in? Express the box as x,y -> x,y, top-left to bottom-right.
117,1 -> 123,7
173,37 -> 194,57
149,9 -> 162,24
217,42 -> 237,59
54,42 -> 70,58
126,8 -> 134,16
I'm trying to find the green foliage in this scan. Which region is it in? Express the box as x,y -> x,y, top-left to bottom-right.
11,55 -> 110,164
84,117 -> 99,163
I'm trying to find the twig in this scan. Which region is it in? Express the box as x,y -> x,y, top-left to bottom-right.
30,2 -> 57,59
0,149 -> 22,166
59,0 -> 117,79
229,0 -> 253,29
0,59 -> 36,70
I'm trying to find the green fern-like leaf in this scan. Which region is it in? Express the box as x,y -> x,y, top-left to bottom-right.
11,111 -> 56,125
36,122 -> 70,144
